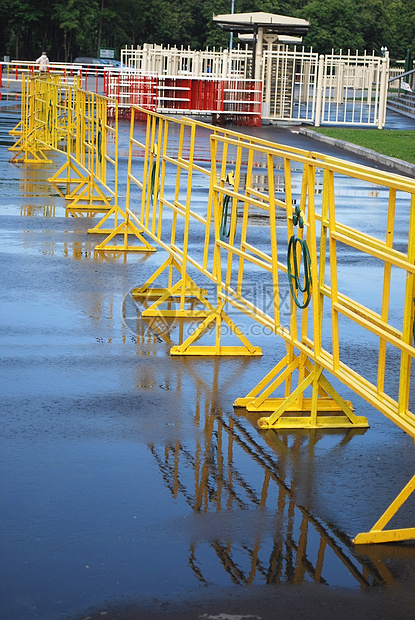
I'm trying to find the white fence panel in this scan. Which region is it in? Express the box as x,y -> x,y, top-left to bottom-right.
316,52 -> 389,128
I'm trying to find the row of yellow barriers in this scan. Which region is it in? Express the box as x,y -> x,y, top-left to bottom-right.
9,74 -> 415,544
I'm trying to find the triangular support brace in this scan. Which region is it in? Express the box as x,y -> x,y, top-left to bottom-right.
169,300 -> 262,356
89,206 -> 157,252
234,352 -> 369,429
132,256 -> 210,318
353,474 -> 415,544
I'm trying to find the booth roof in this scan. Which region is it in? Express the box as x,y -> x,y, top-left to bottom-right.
212,12 -> 310,35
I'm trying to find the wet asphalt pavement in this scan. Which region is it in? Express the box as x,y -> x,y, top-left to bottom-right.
1,95 -> 415,620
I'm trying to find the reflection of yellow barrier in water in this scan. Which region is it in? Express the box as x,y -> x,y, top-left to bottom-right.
145,357 -> 396,584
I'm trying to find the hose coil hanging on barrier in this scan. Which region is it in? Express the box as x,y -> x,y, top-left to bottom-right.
47,101 -> 53,134
220,195 -> 231,240
220,171 -> 235,241
97,119 -> 102,163
287,205 -> 312,309
150,160 -> 157,206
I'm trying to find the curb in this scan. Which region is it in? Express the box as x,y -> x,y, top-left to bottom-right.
298,127 -> 415,178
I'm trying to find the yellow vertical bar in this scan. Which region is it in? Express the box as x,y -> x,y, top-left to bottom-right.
170,118 -> 181,252
236,144 -> 254,298
145,114 -> 157,229
125,106 -> 136,221
113,100 -> 119,210
327,169 -> 340,371
151,116 -> 163,236
307,162 -> 321,357
225,143 -> 242,288
180,122 -> 196,311
140,111 -> 150,223
318,169 -> 329,351
398,192 -> 415,415
268,152 -> 281,329
156,119 -> 168,240
377,188 -> 396,393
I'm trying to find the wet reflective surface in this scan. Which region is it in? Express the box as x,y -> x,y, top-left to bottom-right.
1,100 -> 415,620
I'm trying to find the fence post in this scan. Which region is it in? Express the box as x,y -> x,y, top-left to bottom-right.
378,57 -> 388,129
314,55 -> 324,127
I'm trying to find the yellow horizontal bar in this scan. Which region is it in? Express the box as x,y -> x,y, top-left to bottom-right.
127,172 -> 143,189
213,184 -> 274,213
132,287 -> 208,299
331,229 -> 415,274
142,309 -> 211,318
170,345 -> 262,356
257,415 -> 369,429
332,301 -> 415,357
216,240 -> 273,272
354,528 -> 415,544
243,397 -> 353,413
320,285 -> 403,341
212,135 -> 415,192
241,241 -> 273,264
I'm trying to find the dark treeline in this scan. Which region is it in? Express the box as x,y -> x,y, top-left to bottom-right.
0,0 -> 413,62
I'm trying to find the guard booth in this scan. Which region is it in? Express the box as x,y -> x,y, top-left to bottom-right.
212,12 -> 310,120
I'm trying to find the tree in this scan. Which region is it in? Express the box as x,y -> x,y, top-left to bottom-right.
300,0 -> 365,54
52,0 -> 100,60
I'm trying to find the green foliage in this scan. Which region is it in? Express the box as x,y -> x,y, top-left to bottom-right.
0,0 -> 413,61
301,0 -> 365,53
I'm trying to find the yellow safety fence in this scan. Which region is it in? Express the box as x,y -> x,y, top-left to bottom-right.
8,74 -> 62,163
119,107 -> 414,544
8,74 -> 126,223
8,80 -> 415,544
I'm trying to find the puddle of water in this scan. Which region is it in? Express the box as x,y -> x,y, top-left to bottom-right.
1,105 -> 414,620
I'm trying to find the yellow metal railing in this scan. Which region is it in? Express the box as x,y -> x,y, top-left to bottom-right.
8,79 -> 415,544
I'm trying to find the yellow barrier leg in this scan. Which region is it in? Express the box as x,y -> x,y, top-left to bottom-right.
132,256 -> 210,318
170,301 -> 262,356
234,354 -> 369,429
353,474 -> 415,544
65,173 -> 113,212
48,160 -> 87,198
9,132 -> 52,164
90,207 -> 157,252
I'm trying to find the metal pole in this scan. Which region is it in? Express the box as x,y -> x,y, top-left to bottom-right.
229,0 -> 235,51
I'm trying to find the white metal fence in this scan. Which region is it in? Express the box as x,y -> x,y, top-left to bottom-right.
121,44 -> 389,128
1,47 -> 390,127
315,52 -> 389,128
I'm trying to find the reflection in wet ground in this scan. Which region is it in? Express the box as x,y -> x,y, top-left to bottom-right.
1,102 -> 414,620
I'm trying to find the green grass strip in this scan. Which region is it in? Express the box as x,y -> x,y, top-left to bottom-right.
311,129 -> 415,165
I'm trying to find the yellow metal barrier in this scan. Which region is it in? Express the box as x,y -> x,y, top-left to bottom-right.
122,109 -> 415,542
8,81 -> 415,544
126,107 -> 258,354
10,74 -> 127,222
8,74 -> 57,163
49,87 -> 118,214
204,134 -> 414,544
95,107 -> 329,354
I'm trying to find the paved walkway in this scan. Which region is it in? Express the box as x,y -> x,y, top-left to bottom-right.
1,99 -> 414,620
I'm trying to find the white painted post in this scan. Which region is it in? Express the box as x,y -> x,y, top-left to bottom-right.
255,27 -> 264,81
315,55 -> 325,127
336,62 -> 344,104
142,45 -> 148,74
194,51 -> 200,77
222,49 -> 229,79
378,57 -> 389,129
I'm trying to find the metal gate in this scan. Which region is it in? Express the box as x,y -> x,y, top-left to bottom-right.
261,49 -> 388,127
